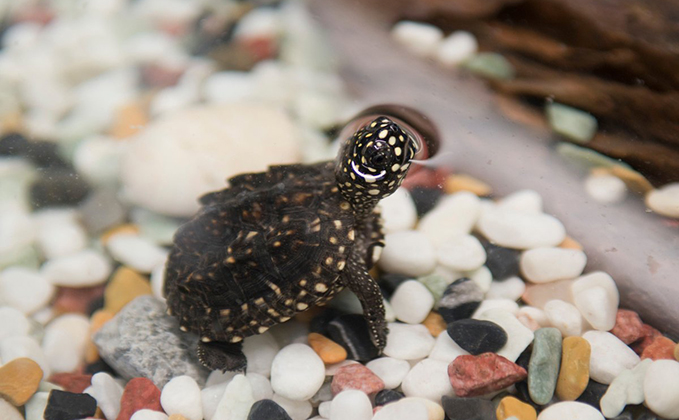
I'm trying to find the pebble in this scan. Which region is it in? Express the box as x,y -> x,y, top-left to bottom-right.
0,335 -> 51,379
572,271 -> 620,331
583,331 -> 640,384
375,389 -> 404,406
0,396 -> 23,420
482,242 -> 521,280
522,279 -> 575,309
546,102 -> 598,143
497,190 -> 543,214
42,249 -> 112,287
203,71 -> 257,104
106,234 -> 168,274
536,401 -> 604,420
79,188 -> 126,234
329,390 -> 372,420
486,277 -> 526,301
462,52 -> 515,80
422,312 -> 446,337
390,280 -> 435,324
42,313 -> 90,373
331,363 -> 384,395
447,319 -> 508,355
643,360 -> 679,419
519,247 -> 587,283
53,284 -> 105,316
435,31 -> 478,68
383,323 -> 435,360
372,398 -> 429,420
247,399 -> 292,420
85,372 -> 123,420
418,273 -> 450,302
270,343 -> 325,401
437,234 -> 486,272
391,21 -> 443,57
476,309 -> 534,362
326,314 -> 380,363
631,324 -> 663,355
242,331 -> 279,378
36,217 -> 88,260
441,396 -> 495,420
544,299 -> 583,337
477,208 -> 566,249
29,168 -> 91,209
642,336 -> 676,361
428,331 -> 470,364
25,391 -> 50,420
645,183 -> 679,218
496,396 -> 536,420
0,306 -> 29,341
448,352 -> 527,397
104,266 -> 153,314
46,373 -> 92,394
44,389 -> 97,420
585,173 -> 627,204
308,333 -> 347,365
576,380 -> 609,409
418,192 -> 481,246
528,328 -> 562,405
365,357 -> 410,390
516,306 -> 549,331
379,231 -> 436,277
93,296 -> 209,387
444,174 -> 492,196
437,278 -> 483,324
379,188 -> 417,233
472,298 -> 520,318
610,309 -> 645,345
0,357 -> 42,405
117,378 -> 163,420
556,336 -> 591,401
271,394 -> 312,420
131,410 -> 169,420
213,374 -> 255,420
600,359 -> 652,418
248,372 -> 273,401
0,267 -> 54,314
401,359 -> 454,402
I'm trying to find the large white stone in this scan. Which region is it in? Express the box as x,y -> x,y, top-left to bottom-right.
428,331 -> 469,365
644,360 -> 679,419
435,31 -> 478,68
272,393 -> 313,420
496,189 -> 543,214
485,276 -> 526,301
87,372 -> 124,420
212,374 -> 254,420
383,323 -> 435,361
390,280 -> 435,324
0,267 -> 54,314
436,234 -> 486,272
41,249 -> 112,287
379,231 -> 436,277
477,208 -> 566,249
572,272 -> 619,331
401,359 -> 454,402
330,390 -> 372,420
372,398 -> 430,420
378,188 -> 417,233
270,343 -> 325,401
585,174 -> 627,204
645,183 -> 679,218
600,359 -> 651,418
520,247 -> 587,283
106,233 -> 169,274
0,398 -> 23,420
544,299 -> 582,337
537,401 -> 604,420
242,331 -> 280,378
418,192 -> 481,246
161,375 -> 203,420
0,335 -> 50,379
391,21 -> 443,58
583,331 -> 639,384
476,309 -> 534,362
0,306 -> 31,340
366,357 -> 411,390
42,313 -> 90,373
36,218 -> 88,259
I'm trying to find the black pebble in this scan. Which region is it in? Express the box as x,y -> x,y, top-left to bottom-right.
375,389 -> 404,406
437,278 -> 483,324
23,140 -> 71,168
409,186 -> 444,216
0,133 -> 28,156
379,273 -> 411,297
447,319 -> 508,355
44,390 -> 97,420
309,308 -> 345,336
635,408 -> 670,420
481,240 -> 521,280
84,359 -> 117,376
327,314 -> 379,362
87,295 -> 105,316
30,168 -> 91,209
247,399 -> 292,420
576,380 -> 609,408
441,396 -> 496,420
611,412 -> 634,420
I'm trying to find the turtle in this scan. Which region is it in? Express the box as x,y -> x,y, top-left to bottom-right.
164,113 -> 424,372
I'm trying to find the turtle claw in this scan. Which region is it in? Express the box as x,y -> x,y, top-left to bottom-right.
197,340 -> 247,372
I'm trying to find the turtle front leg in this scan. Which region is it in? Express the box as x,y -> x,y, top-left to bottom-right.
197,340 -> 247,372
341,255 -> 388,351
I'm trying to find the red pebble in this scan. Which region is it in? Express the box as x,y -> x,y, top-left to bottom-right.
331,363 -> 385,396
448,352 -> 527,397
401,167 -> 449,190
48,373 -> 92,393
239,37 -> 278,62
609,309 -> 645,344
641,336 -> 676,361
631,324 -> 663,355
53,285 -> 106,315
116,378 -> 164,420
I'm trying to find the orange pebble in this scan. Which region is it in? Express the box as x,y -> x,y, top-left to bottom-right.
0,358 -> 43,405
85,310 -> 115,363
111,102 -> 148,139
169,415 -> 188,420
100,224 -> 140,244
308,333 -> 347,364
422,312 -> 446,337
641,336 -> 676,361
559,236 -> 583,250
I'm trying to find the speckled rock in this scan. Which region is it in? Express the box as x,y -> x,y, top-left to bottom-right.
528,328 -> 562,405
437,278 -> 483,324
448,352 -> 527,397
556,336 -> 591,401
496,396 -> 536,420
0,357 -> 43,405
331,363 -> 384,395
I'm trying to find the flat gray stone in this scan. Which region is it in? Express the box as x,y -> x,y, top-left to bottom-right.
93,295 -> 209,387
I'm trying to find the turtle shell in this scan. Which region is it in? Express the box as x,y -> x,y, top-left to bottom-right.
164,161 -> 368,344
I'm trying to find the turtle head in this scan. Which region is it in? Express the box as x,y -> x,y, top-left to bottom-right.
335,116 -> 419,214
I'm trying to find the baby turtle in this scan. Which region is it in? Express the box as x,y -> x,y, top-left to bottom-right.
165,114 -> 423,371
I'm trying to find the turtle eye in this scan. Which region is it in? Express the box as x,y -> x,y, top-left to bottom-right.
363,141 -> 394,170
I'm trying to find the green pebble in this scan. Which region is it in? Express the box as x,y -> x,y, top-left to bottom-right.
546,102 -> 598,143
556,142 -> 632,171
418,274 -> 451,303
462,53 -> 515,80
528,327 -> 562,405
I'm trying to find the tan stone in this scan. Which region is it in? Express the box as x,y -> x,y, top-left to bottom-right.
85,309 -> 115,363
556,336 -> 591,401
169,415 -> 188,420
591,166 -> 654,194
111,102 -> 149,139
104,267 -> 152,314
558,236 -> 583,250
522,279 -> 575,309
0,357 -> 43,406
422,312 -> 446,337
308,332 -> 347,365
100,224 -> 140,244
444,174 -> 492,196
496,395 -> 537,420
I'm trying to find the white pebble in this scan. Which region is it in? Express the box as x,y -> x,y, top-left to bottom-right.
600,359 -> 651,418
520,247 -> 587,283
87,372 -> 124,420
583,331 -> 640,384
390,280 -> 434,324
0,335 -> 50,379
366,357 -> 411,389
645,183 -> 679,218
436,234 -> 486,272
485,276 -> 526,301
379,231 -> 436,277
372,398 -> 429,420
150,260 -> 167,301
73,135 -> 127,186
205,370 -> 237,388
200,382 -> 228,420
242,331 -> 280,378
644,359 -> 679,419
379,188 -> 417,233
36,219 -> 88,259
472,299 -> 519,319
477,208 -> 566,249
42,249 -> 112,287
212,374 -> 254,420
0,208 -> 35,255
25,392 -> 49,420
544,300 -> 582,337
247,372 -> 273,401
42,313 -> 90,373
537,401 -> 604,420
401,359 -> 454,402
497,189 -> 543,214
0,267 -> 54,314
585,174 -> 627,204
418,192 -> 481,246
516,306 -> 550,331
161,375 -> 203,420
130,410 -> 169,420
270,343 -> 325,401
107,233 -> 169,274
383,323 -> 435,360
468,265 -> 492,293
234,7 -> 282,39
0,397 -> 23,420
572,272 -> 619,331
319,401 -> 332,418
330,390 -> 372,420
203,71 -> 256,104
272,393 -> 313,420
428,331 -> 469,365
476,309 -> 534,362
435,31 -> 478,68
391,21 -> 443,57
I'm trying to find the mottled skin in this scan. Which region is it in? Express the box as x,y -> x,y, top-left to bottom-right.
164,116 -> 418,371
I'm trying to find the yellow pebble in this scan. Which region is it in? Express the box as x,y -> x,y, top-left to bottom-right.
591,166 -> 653,194
558,236 -> 583,250
168,415 -> 188,420
422,312 -> 447,337
110,102 -> 148,139
85,309 -> 115,363
444,174 -> 493,196
556,336 -> 591,401
104,267 -> 152,314
496,396 -> 537,420
0,357 -> 43,406
308,332 -> 347,364
100,224 -> 140,244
